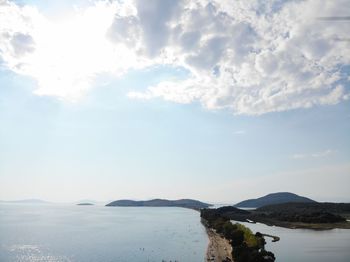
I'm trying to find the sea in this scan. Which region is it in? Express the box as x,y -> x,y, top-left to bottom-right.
1,204 -> 350,262
0,204 -> 208,262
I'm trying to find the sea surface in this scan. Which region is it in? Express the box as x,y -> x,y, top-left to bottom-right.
0,204 -> 208,262
2,204 -> 350,262
233,220 -> 350,262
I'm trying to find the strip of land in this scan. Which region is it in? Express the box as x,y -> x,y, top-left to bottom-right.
204,222 -> 233,262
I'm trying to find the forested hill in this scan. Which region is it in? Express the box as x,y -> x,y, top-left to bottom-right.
234,192 -> 316,208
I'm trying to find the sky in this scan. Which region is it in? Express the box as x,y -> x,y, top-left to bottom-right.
0,0 -> 349,203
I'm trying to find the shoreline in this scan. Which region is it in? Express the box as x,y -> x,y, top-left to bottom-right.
230,215 -> 350,230
202,220 -> 233,262
240,218 -> 350,230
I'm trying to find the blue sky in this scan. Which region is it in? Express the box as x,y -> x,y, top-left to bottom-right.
0,0 -> 349,203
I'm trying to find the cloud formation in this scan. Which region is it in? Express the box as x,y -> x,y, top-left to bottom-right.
0,0 -> 349,114
0,1 -> 140,99
292,149 -> 335,159
126,0 -> 350,115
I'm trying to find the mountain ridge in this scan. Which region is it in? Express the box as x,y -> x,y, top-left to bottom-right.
0,199 -> 51,204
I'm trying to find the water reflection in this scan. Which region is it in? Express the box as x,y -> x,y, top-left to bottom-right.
232,220 -> 350,262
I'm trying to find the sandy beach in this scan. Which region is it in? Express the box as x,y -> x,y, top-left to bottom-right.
205,225 -> 233,262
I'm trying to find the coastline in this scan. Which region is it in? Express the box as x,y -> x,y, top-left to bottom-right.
203,220 -> 233,262
241,218 -> 350,230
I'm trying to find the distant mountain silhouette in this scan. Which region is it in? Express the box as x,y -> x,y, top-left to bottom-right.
234,192 -> 316,208
106,198 -> 211,209
0,199 -> 50,204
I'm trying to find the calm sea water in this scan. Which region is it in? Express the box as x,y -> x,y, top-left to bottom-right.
0,204 -> 208,262
233,220 -> 350,262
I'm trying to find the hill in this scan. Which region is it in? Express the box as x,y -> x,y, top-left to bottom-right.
106,198 -> 211,209
234,192 -> 316,208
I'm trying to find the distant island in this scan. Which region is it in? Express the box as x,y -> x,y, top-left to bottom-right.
0,199 -> 51,204
106,199 -> 211,209
234,192 -> 316,208
77,203 -> 94,206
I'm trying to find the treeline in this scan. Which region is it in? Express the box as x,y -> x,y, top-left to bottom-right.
260,211 -> 345,223
257,202 -> 348,224
257,202 -> 350,214
201,207 -> 275,262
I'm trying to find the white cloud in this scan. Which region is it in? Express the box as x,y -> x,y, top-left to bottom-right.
0,1 -> 144,100
233,130 -> 245,135
0,0 -> 349,114
292,149 -> 336,159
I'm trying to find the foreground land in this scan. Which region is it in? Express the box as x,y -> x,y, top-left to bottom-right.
201,202 -> 350,261
201,208 -> 275,262
204,221 -> 233,262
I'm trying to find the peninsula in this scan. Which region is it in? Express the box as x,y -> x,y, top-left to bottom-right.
201,207 -> 275,262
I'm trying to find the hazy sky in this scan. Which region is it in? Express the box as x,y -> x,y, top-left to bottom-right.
0,0 -> 349,203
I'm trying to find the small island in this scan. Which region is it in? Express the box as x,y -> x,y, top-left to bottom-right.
77,203 -> 94,206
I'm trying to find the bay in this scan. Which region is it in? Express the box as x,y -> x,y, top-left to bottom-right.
0,204 -> 208,262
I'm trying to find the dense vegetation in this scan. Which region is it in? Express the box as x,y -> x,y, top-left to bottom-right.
106,199 -> 211,209
257,202 -> 350,214
201,207 -> 275,262
257,202 -> 349,224
234,192 -> 316,208
260,211 -> 345,223
206,203 -> 349,229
